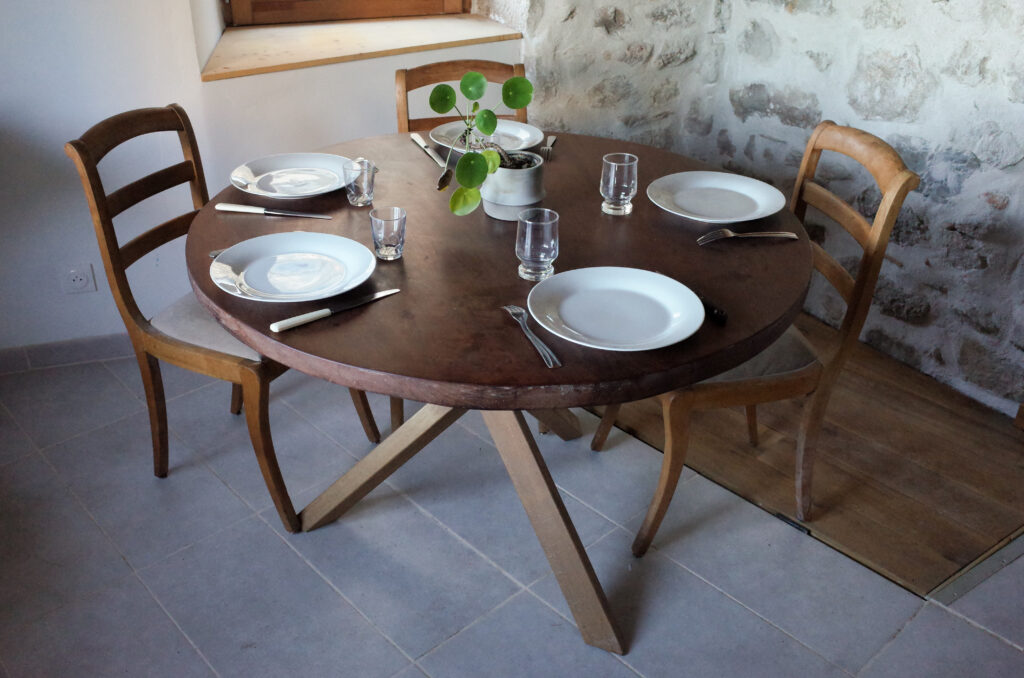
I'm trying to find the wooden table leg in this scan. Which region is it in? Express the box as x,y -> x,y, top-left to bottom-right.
482,410 -> 626,654
301,404 -> 466,531
526,408 -> 582,441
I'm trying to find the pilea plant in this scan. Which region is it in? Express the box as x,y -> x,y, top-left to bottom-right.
429,71 -> 534,215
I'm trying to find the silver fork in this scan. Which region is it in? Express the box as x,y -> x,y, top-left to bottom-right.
696,228 -> 798,246
501,305 -> 561,368
538,135 -> 557,160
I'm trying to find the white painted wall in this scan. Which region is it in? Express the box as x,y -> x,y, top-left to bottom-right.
0,0 -> 520,348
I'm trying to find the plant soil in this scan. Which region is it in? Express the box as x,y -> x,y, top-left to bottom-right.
501,152 -> 538,169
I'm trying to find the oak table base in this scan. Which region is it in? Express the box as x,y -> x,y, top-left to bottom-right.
298,404 -> 626,655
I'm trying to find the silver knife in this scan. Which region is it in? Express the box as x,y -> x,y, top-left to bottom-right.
216,203 -> 332,220
410,133 -> 446,168
269,289 -> 400,332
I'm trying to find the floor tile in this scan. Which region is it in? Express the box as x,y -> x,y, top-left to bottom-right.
952,552 -> 1024,648
0,574 -> 212,677
139,516 -> 407,678
269,482 -> 520,658
0,405 -> 34,466
860,603 -> 1024,678
43,412 -> 253,568
531,530 -> 847,678
419,592 -> 639,678
164,382 -> 356,514
389,664 -> 428,678
0,363 -> 144,448
272,370 -> 406,458
0,454 -> 132,632
387,420 -> 616,584
489,408 -> 687,526
25,333 -> 132,368
639,473 -> 923,673
103,356 -> 216,402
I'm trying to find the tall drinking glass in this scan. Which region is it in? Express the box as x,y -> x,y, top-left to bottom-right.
600,153 -> 638,215
516,208 -> 559,281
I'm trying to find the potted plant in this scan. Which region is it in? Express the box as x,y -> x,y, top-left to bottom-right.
429,71 -> 540,219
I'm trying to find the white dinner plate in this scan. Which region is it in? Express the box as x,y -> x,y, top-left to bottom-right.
230,153 -> 359,200
429,120 -> 544,152
210,232 -> 375,302
527,267 -> 705,351
647,171 -> 786,223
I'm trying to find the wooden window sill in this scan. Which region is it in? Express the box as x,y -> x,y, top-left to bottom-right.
200,14 -> 522,82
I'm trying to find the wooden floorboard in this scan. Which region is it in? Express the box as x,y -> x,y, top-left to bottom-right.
602,314 -> 1024,597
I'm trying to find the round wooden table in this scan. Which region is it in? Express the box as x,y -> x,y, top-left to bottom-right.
187,133 -> 812,654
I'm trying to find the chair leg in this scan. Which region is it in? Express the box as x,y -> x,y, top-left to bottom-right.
230,384 -> 243,415
349,389 -> 381,443
795,391 -> 828,522
590,404 -> 621,451
241,370 -> 300,533
390,396 -> 404,432
632,392 -> 694,557
745,404 -> 759,446
135,350 -> 169,478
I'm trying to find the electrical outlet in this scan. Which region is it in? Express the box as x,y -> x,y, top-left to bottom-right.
60,262 -> 97,294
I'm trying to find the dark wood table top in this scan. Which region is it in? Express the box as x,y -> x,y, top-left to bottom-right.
187,133 -> 812,410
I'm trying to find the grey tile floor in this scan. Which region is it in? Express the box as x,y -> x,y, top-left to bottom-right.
1,358 -> 1023,677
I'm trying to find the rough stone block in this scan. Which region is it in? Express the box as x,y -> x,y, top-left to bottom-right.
958,338 -> 1024,400
594,7 -> 628,34
863,0 -> 907,29
747,0 -> 835,15
647,3 -> 696,28
971,121 -> 1024,169
874,280 -> 933,325
730,83 -> 821,128
587,75 -> 636,108
619,42 -> 653,65
847,48 -> 936,122
865,329 -> 923,369
656,39 -> 698,69
740,20 -> 778,61
944,42 -> 991,87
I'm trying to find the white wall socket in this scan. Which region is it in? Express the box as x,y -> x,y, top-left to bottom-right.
60,262 -> 97,294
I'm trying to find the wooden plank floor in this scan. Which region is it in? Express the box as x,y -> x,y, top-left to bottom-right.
601,314 -> 1024,596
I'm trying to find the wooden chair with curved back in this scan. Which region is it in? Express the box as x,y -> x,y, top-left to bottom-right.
591,120 -> 920,556
395,59 -> 527,133
64,104 -> 385,534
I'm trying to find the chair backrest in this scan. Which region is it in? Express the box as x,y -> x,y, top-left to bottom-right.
64,104 -> 209,335
790,120 -> 919,372
395,59 -> 527,133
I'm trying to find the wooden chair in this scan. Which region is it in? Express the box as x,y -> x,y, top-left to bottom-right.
64,104 -> 384,534
591,120 -> 920,556
395,59 -> 528,133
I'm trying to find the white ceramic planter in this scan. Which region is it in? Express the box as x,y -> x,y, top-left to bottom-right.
480,151 -> 545,221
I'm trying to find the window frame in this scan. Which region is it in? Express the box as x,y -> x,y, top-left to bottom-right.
227,0 -> 470,27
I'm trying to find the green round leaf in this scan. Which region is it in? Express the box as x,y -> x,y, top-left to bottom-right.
460,71 -> 487,100
450,187 -> 481,215
481,149 -> 501,174
501,76 -> 534,109
475,109 -> 498,136
429,84 -> 456,114
455,152 -> 489,189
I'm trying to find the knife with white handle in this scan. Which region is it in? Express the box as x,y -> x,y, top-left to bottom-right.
269,289 -> 400,332
410,133 -> 446,168
216,203 -> 332,220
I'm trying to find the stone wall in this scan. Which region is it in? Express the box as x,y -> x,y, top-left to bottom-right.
476,0 -> 1024,415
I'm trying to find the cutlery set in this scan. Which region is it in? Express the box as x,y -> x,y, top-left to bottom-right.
212,133 -> 788,343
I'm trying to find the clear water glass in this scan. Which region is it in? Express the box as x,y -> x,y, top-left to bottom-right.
346,158 -> 377,207
369,206 -> 406,260
600,152 -> 638,215
516,208 -> 559,281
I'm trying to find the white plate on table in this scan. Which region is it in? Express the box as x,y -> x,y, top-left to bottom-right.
527,267 -> 705,352
647,171 -> 786,223
429,120 -> 544,152
230,153 -> 359,199
210,232 -> 375,302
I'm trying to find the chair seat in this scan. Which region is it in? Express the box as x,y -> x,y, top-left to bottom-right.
150,293 -> 260,361
705,325 -> 818,384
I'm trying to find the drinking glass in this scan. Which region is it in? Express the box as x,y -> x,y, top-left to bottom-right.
516,208 -> 559,281
600,153 -> 638,215
346,158 -> 377,207
369,206 -> 406,260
